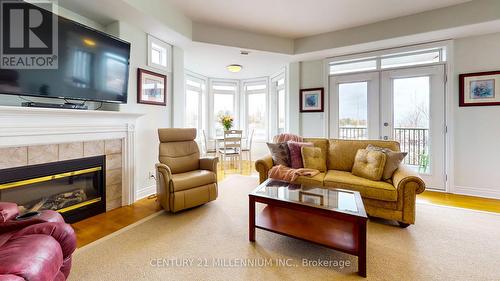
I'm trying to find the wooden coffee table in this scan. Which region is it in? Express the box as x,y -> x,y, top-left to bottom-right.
249,179 -> 368,277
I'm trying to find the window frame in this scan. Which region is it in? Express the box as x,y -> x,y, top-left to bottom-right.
270,70 -> 287,137
147,35 -> 172,72
184,72 -> 207,135
327,43 -> 448,75
209,78 -> 240,138
242,77 -> 269,141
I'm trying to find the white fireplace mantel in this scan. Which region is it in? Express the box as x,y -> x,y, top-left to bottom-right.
0,105 -> 143,205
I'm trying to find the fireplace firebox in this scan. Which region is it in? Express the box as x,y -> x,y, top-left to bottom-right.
0,156 -> 106,223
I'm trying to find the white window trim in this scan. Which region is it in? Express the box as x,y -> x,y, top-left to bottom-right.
184,72 -> 207,135
326,41 -> 450,75
242,77 -> 269,141
270,69 -> 287,138
208,78 -> 240,138
147,34 -> 172,72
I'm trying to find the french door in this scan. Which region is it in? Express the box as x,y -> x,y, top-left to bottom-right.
330,65 -> 446,190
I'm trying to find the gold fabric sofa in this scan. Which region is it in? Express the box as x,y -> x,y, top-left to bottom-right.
155,128 -> 218,212
255,138 -> 426,227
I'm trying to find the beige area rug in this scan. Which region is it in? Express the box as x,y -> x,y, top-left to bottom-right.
70,175 -> 500,281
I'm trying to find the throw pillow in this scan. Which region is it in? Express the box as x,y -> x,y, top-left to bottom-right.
366,144 -> 407,180
352,149 -> 387,181
287,141 -> 313,169
301,146 -> 327,172
266,142 -> 291,166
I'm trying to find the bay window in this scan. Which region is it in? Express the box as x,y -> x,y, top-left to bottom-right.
243,79 -> 268,141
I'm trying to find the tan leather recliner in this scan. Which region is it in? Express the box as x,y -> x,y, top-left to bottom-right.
155,128 -> 218,212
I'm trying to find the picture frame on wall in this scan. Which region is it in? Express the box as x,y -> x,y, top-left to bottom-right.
459,71 -> 500,107
300,88 -> 324,112
137,68 -> 167,106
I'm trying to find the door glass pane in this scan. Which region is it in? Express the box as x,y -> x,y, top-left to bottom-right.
338,82 -> 368,139
214,93 -> 234,136
278,88 -> 285,134
247,93 -> 266,140
185,90 -> 200,130
393,76 -> 430,172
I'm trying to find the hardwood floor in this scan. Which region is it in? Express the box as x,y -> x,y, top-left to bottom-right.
72,162 -> 500,248
417,190 -> 500,213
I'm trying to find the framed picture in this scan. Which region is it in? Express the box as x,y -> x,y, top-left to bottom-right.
137,68 -> 167,106
459,71 -> 500,106
300,88 -> 324,112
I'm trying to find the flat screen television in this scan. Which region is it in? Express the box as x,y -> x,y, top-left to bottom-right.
0,9 -> 131,104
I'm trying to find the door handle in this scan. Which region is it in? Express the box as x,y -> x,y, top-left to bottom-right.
383,122 -> 389,127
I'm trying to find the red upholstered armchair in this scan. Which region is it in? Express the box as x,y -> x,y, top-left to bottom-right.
0,202 -> 77,281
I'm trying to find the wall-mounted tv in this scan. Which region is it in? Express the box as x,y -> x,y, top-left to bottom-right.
0,6 -> 131,104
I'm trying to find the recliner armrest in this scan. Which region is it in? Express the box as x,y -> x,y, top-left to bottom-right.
392,164 -> 426,194
0,210 -> 64,234
200,157 -> 219,174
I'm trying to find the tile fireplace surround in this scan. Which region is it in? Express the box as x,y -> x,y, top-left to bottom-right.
0,105 -> 142,211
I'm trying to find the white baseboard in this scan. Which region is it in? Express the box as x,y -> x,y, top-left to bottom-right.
454,185 -> 500,200
136,184 -> 156,200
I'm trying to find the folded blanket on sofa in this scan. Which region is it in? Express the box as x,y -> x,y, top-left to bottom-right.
272,133 -> 303,143
268,164 -> 320,182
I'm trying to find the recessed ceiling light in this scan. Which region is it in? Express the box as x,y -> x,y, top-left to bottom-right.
226,64 -> 243,73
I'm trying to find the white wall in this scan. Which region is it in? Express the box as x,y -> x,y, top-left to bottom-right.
106,21 -> 175,199
453,31 -> 500,198
299,60 -> 326,137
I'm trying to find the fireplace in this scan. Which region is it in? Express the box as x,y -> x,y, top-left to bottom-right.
0,156 -> 106,223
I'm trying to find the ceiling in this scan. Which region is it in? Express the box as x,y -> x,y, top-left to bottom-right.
184,43 -> 292,79
166,0 -> 471,39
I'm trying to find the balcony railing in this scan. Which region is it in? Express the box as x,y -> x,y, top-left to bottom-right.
339,126 -> 429,167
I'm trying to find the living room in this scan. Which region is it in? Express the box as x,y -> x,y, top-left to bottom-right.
0,0 -> 499,280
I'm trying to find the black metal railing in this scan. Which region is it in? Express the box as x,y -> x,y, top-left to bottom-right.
339,126 -> 429,167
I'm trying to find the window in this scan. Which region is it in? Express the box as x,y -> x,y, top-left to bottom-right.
271,73 -> 286,135
211,80 -> 238,137
329,47 -> 445,74
184,74 -> 206,134
244,80 -> 268,141
147,35 -> 172,72
381,49 -> 441,69
330,59 -> 377,75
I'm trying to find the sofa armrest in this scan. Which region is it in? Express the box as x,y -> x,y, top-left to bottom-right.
0,202 -> 19,222
11,222 -> 76,259
255,155 -> 274,183
392,164 -> 426,194
200,157 -> 219,174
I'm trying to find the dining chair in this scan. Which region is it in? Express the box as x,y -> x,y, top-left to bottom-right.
242,129 -> 254,167
201,130 -> 217,156
218,130 -> 242,172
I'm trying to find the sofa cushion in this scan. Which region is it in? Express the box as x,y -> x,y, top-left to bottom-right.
324,170 -> 398,201
171,170 -> 216,192
303,138 -> 329,163
266,142 -> 290,166
287,141 -> 313,169
366,144 -> 407,180
291,172 -> 325,186
301,146 -> 327,172
352,149 -> 387,181
328,139 -> 400,172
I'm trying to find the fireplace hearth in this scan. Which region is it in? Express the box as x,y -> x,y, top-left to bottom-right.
0,156 -> 106,223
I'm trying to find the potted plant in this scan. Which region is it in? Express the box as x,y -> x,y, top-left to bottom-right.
219,114 -> 234,131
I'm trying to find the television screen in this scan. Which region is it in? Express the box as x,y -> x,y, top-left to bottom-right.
0,11 -> 130,104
